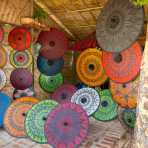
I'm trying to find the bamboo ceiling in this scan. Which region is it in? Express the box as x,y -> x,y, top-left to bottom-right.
34,0 -> 108,40
0,0 -> 33,25
0,0 -> 147,42
34,0 -> 148,42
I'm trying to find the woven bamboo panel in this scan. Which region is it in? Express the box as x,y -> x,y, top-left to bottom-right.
34,0 -> 108,40
0,0 -> 33,25
33,50 -> 76,100
33,55 -> 51,100
34,0 -> 147,44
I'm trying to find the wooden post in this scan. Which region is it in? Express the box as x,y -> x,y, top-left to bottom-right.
135,23 -> 148,148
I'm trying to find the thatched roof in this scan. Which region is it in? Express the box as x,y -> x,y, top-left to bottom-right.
0,0 -> 33,25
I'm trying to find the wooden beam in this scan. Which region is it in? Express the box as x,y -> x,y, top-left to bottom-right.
34,0 -> 76,39
68,6 -> 103,13
20,17 -> 50,31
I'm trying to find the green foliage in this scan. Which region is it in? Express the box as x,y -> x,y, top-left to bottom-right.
131,0 -> 148,6
33,8 -> 48,19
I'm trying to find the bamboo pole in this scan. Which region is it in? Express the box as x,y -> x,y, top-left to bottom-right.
20,17 -> 50,31
68,6 -> 103,13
